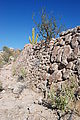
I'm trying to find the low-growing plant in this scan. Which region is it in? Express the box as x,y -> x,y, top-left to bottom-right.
0,58 -> 5,68
20,68 -> 27,78
48,75 -> 78,111
12,67 -> 16,76
0,80 -> 3,91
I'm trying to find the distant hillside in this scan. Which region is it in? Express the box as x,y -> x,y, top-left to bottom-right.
0,46 -> 21,68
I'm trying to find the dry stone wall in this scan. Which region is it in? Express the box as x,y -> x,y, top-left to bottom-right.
14,26 -> 80,92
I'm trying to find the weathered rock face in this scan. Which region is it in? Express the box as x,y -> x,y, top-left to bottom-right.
14,26 -> 80,92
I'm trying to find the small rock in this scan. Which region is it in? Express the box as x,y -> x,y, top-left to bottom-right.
74,47 -> 80,56
71,37 -> 78,48
52,70 -> 62,82
1,90 -> 5,93
52,63 -> 58,71
56,48 -> 63,63
66,62 -> 73,69
65,34 -> 72,44
61,56 -> 68,66
63,45 -> 72,57
62,70 -> 72,80
51,46 -> 60,62
38,96 -> 43,105
13,82 -> 26,94
59,31 -> 66,36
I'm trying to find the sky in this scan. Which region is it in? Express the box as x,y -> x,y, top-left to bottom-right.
0,0 -> 80,50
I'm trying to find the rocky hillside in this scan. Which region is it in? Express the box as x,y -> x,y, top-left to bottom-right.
0,26 -> 80,120
0,47 -> 21,68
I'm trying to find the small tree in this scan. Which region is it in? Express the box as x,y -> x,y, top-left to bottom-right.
32,9 -> 65,42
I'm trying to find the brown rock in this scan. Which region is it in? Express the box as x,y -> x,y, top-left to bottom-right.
48,75 -> 53,85
42,73 -> 47,81
77,86 -> 80,96
65,34 -> 72,44
61,56 -> 68,66
75,100 -> 80,115
77,26 -> 80,30
71,37 -> 78,48
51,63 -> 58,71
66,62 -> 73,69
67,52 -> 78,62
56,48 -> 63,63
57,38 -> 65,46
61,45 -> 72,65
63,45 -> 72,57
62,70 -> 72,80
74,47 -> 80,56
50,82 -> 62,92
51,46 -> 60,62
52,70 -> 62,82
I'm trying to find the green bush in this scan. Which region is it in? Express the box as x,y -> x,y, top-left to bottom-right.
48,75 -> 78,111
20,68 -> 27,78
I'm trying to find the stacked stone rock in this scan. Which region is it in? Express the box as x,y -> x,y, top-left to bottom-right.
14,26 -> 80,92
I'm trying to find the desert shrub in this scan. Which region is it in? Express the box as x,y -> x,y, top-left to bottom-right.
20,68 -> 27,78
32,8 -> 65,42
12,67 -> 27,78
12,66 -> 16,76
2,46 -> 13,63
2,52 -> 10,63
0,56 -> 5,68
3,46 -> 11,53
48,75 -> 78,111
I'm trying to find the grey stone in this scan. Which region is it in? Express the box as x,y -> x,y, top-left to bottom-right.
12,82 -> 26,94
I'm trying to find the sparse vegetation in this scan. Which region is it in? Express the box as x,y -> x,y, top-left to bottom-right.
32,8 -> 65,42
20,67 -> 27,78
12,66 -> 16,76
29,28 -> 38,45
0,46 -> 21,68
48,75 -> 78,111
